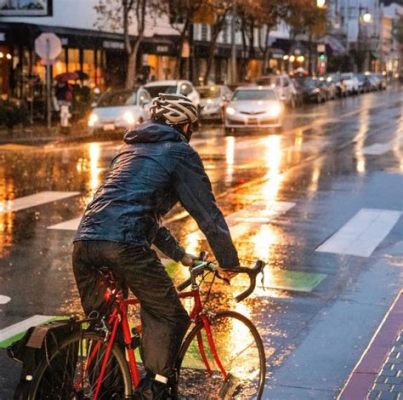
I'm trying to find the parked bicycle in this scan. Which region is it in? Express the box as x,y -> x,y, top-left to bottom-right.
28,254 -> 267,399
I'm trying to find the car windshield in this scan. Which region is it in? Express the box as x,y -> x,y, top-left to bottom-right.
296,78 -> 316,88
198,87 -> 221,99
232,89 -> 276,101
255,76 -> 279,86
146,85 -> 178,98
341,73 -> 353,79
98,90 -> 137,107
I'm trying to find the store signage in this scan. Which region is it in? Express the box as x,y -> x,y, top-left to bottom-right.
103,40 -> 124,50
317,44 -> 326,52
156,45 -> 169,54
0,0 -> 53,16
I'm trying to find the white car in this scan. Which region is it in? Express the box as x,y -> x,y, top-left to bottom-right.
224,86 -> 283,133
255,74 -> 296,107
144,80 -> 200,106
197,85 -> 232,121
341,73 -> 359,95
88,88 -> 151,134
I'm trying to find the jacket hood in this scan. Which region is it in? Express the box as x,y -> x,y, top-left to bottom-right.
124,121 -> 186,144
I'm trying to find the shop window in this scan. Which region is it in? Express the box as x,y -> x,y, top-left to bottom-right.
201,24 -> 208,41
83,49 -> 95,83
68,48 -> 80,74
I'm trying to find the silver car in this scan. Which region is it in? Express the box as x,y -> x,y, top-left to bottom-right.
197,85 -> 232,121
224,86 -> 283,133
88,88 -> 151,134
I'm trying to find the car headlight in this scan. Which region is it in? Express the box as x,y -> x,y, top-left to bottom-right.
267,103 -> 282,118
226,106 -> 235,115
88,113 -> 99,127
123,111 -> 135,126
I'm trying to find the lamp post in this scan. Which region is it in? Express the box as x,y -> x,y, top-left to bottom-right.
358,6 -> 372,72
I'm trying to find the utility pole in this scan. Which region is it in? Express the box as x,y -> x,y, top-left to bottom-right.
230,1 -> 237,84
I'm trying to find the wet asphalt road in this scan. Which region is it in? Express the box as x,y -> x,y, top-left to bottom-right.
0,87 -> 403,399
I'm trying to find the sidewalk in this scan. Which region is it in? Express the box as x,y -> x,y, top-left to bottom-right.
0,120 -> 91,145
338,291 -> 403,400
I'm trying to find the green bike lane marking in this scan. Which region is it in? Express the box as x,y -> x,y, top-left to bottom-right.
0,315 -> 63,349
164,260 -> 326,294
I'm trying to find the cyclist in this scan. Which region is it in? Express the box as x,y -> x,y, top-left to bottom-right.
73,93 -> 239,399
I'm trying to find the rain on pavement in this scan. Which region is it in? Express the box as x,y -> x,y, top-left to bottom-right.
0,88 -> 403,399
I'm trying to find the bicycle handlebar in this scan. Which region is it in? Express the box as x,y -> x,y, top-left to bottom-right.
176,259 -> 266,303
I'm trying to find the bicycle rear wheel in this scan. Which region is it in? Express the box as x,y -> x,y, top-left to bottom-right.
175,310 -> 266,399
29,331 -> 133,400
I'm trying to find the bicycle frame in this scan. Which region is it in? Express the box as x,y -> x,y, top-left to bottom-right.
90,287 -> 229,400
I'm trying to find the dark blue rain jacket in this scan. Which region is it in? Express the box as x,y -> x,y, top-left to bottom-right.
74,121 -> 239,268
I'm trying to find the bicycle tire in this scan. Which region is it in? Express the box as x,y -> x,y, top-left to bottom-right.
174,310 -> 266,399
29,331 -> 133,400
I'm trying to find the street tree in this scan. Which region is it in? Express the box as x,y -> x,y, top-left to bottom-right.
256,0 -> 290,74
285,0 -> 327,74
158,0 -> 205,80
95,0 -> 149,89
200,0 -> 233,84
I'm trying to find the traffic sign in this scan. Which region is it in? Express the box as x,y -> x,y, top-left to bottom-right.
35,33 -> 62,61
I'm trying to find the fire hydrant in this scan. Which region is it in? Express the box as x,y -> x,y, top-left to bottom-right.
60,104 -> 71,133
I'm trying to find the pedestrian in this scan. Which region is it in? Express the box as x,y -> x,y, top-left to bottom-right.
72,93 -> 239,399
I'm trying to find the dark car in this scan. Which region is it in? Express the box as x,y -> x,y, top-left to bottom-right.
296,77 -> 327,104
318,78 -> 337,100
325,73 -> 347,97
356,74 -> 372,93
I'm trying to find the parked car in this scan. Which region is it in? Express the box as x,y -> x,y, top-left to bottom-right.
144,80 -> 200,106
197,85 -> 232,121
341,73 -> 359,95
88,87 -> 151,134
295,77 -> 327,104
325,73 -> 347,97
356,73 -> 373,93
372,73 -> 387,90
255,74 -> 297,108
318,77 -> 337,100
224,86 -> 283,133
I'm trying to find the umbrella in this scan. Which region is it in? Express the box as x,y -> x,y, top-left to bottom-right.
55,72 -> 79,83
74,70 -> 90,81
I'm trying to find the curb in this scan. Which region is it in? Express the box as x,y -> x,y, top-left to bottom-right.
338,291 -> 403,399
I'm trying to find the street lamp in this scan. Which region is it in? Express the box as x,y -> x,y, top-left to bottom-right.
317,0 -> 326,8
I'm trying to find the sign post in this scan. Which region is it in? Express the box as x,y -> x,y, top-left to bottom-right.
34,33 -> 62,129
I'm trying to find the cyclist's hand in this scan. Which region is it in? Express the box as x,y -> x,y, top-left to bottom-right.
181,253 -> 196,267
217,267 -> 239,285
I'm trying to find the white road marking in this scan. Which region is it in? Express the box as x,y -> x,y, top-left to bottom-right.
0,295 -> 11,305
316,208 -> 402,257
0,191 -> 80,213
48,217 -> 81,231
0,315 -> 54,343
363,141 -> 395,155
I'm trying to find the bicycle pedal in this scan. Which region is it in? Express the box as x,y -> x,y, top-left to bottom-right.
218,373 -> 240,399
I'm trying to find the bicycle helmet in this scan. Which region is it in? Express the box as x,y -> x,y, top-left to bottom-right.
149,93 -> 199,125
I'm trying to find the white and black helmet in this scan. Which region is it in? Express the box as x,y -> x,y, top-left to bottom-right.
149,93 -> 199,125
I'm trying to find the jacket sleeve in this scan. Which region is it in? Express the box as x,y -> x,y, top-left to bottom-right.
153,225 -> 186,262
171,146 -> 240,269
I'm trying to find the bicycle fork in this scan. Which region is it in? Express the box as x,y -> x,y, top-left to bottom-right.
199,315 -> 229,380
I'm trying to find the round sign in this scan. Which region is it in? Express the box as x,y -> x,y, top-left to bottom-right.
35,33 -> 62,61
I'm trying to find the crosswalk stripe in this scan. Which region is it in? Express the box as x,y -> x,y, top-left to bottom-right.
316,208 -> 402,257
0,315 -> 55,348
363,141 -> 395,155
0,191 -> 80,213
48,217 -> 81,230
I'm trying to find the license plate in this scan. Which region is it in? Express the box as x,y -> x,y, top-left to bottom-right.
103,124 -> 115,131
248,118 -> 258,125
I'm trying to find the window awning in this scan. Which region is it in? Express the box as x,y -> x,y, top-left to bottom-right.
324,36 -> 347,55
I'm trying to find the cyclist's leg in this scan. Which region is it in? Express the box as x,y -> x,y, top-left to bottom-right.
114,247 -> 190,398
72,240 -> 110,316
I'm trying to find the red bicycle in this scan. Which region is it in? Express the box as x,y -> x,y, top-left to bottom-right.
29,256 -> 266,399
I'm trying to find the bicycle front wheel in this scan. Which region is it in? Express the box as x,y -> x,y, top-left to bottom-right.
175,310 -> 266,399
29,331 -> 133,400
